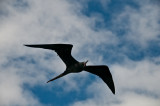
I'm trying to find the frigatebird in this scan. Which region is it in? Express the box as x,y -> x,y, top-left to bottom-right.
25,44 -> 115,94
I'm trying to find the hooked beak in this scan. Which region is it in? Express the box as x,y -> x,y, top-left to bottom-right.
84,60 -> 88,66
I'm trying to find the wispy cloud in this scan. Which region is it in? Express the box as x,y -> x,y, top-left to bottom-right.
72,58 -> 160,106
112,0 -> 160,47
71,0 -> 160,106
0,0 -> 115,105
0,0 -> 160,105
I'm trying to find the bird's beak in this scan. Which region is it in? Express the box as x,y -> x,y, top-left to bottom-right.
84,60 -> 88,66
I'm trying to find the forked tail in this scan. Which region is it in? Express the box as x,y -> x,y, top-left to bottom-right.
47,72 -> 67,83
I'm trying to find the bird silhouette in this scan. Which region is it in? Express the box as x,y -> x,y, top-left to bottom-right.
25,44 -> 115,94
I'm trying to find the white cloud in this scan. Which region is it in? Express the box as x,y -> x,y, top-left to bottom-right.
113,93 -> 160,106
72,58 -> 160,106
0,0 -> 160,105
112,0 -> 160,47
0,0 -> 116,105
113,59 -> 160,96
0,66 -> 41,105
73,93 -> 160,106
71,0 -> 160,106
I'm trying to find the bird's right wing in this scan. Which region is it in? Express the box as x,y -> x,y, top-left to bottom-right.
24,44 -> 78,67
84,65 -> 115,94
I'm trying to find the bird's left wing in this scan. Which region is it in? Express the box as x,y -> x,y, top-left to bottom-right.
24,44 -> 79,67
84,65 -> 115,94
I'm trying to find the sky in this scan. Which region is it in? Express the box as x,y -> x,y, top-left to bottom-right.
0,0 -> 160,106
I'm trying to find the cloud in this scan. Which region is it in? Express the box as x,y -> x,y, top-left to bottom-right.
0,62 -> 41,105
0,0 -> 160,105
0,0 -> 116,105
71,0 -> 160,106
112,0 -> 160,47
114,93 -> 160,106
73,93 -> 160,106
72,58 -> 160,106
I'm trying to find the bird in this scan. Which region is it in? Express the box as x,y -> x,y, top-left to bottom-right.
24,44 -> 115,94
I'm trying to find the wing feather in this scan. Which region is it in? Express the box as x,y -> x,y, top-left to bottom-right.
84,65 -> 115,94
24,44 -> 78,66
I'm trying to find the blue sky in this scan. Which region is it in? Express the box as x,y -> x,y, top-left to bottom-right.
0,0 -> 160,106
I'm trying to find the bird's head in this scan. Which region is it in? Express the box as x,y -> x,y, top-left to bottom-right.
83,60 -> 88,67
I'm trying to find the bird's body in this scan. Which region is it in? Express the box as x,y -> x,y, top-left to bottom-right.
66,62 -> 85,73
25,44 -> 115,94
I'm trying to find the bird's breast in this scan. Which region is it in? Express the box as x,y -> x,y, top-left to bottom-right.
67,63 -> 84,73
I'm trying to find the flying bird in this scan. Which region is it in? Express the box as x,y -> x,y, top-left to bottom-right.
25,44 -> 115,94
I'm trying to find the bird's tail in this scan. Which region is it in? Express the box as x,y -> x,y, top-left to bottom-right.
47,72 -> 67,83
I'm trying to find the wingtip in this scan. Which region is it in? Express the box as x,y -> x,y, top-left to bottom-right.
24,44 -> 29,47
112,91 -> 115,95
111,87 -> 115,95
46,80 -> 51,83
24,44 -> 36,48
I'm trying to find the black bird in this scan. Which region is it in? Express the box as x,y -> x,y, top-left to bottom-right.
25,44 -> 115,94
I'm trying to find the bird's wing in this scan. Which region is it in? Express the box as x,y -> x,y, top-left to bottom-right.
84,65 -> 115,94
24,44 -> 78,66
